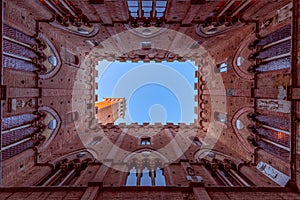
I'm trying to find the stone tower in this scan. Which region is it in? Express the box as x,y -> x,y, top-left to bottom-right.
0,0 -> 300,199
95,98 -> 126,124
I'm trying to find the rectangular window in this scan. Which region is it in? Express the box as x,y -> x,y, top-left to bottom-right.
141,138 -> 151,145
214,112 -> 228,124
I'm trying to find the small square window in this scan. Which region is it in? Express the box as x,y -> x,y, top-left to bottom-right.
141,138 -> 151,145
214,112 -> 228,124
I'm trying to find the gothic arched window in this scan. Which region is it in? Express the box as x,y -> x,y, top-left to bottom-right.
125,165 -> 138,186
125,161 -> 166,186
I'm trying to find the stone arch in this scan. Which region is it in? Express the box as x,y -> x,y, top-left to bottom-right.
50,23 -> 99,37
50,149 -> 95,164
124,24 -> 169,38
37,150 -> 94,186
194,149 -> 255,187
38,33 -> 62,79
123,148 -> 169,169
37,106 -> 62,151
195,22 -> 245,38
231,107 -> 255,154
194,148 -> 243,164
123,148 -> 168,186
232,32 -> 256,80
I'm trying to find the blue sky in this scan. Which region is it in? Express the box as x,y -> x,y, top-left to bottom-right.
96,60 -> 197,124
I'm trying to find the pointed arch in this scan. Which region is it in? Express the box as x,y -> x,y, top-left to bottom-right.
232,107 -> 255,154
37,106 -> 61,151
38,33 -> 62,79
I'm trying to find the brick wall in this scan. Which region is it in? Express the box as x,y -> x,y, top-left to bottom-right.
0,0 -> 298,197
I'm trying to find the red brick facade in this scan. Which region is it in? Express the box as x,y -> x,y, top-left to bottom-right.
0,0 -> 299,199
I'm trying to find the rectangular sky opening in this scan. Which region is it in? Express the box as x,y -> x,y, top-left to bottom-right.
95,60 -> 198,125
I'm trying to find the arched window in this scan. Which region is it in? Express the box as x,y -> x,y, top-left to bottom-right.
125,160 -> 166,186
125,165 -> 138,186
155,167 -> 166,186
127,0 -> 138,18
127,0 -> 167,19
140,164 -> 152,186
